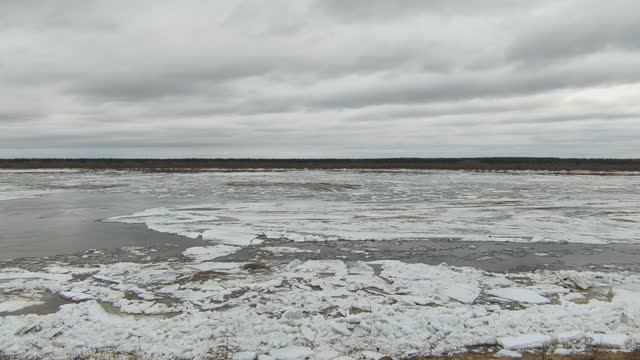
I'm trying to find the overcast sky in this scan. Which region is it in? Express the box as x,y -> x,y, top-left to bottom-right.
1,0 -> 640,158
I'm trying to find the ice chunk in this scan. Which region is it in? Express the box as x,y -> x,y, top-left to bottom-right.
488,288 -> 550,304
347,261 -> 374,275
188,262 -> 245,272
45,266 -> 98,275
1,253 -> 640,359
0,300 -> 43,313
233,351 -> 258,360
564,274 -> 592,290
269,346 -> 313,360
294,260 -> 348,278
116,300 -> 176,315
182,245 -> 241,261
494,349 -> 522,358
361,351 -> 387,360
59,291 -> 94,302
556,331 -> 583,343
589,333 -> 630,348
262,246 -> 316,254
444,284 -> 480,304
300,326 -> 314,342
281,309 -> 304,320
553,348 -> 574,356
92,274 -> 122,284
561,292 -> 586,302
0,271 -> 72,282
331,323 -> 351,336
130,268 -> 183,285
499,334 -> 553,350
313,349 -> 340,360
202,228 -> 263,246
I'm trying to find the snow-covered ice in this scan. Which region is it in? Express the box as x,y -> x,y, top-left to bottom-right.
94,170 -> 640,245
487,288 -> 551,304
233,351 -> 258,360
0,300 -> 43,313
269,346 -> 313,360
59,291 -> 95,302
182,245 -> 241,261
1,258 -> 640,359
443,284 -> 481,304
498,334 -> 553,350
202,228 -> 264,246
3,170 -> 640,358
589,333 -> 631,348
0,271 -> 73,282
262,246 -> 318,254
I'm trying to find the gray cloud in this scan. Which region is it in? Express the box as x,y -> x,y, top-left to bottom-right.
1,0 -> 639,158
507,0 -> 640,64
316,0 -> 534,20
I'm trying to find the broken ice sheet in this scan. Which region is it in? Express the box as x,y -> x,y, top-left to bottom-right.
182,244 -> 241,261
261,246 -> 318,255
487,288 -> 551,304
1,259 -> 640,359
0,299 -> 44,313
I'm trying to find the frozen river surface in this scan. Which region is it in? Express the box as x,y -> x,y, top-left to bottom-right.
2,169 -> 640,252
1,169 -> 640,359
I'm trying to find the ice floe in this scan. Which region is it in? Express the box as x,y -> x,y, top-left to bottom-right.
589,333 -> 631,348
3,169 -> 640,244
269,346 -> 313,360
487,288 -> 551,304
0,299 -> 43,313
262,247 -> 318,255
183,245 -> 241,261
443,285 -> 481,304
0,271 -> 73,282
498,334 -> 553,350
99,170 -> 640,245
1,258 -> 640,359
233,351 -> 258,360
58,291 -> 94,302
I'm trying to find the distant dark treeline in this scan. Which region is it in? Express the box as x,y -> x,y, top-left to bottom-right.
1,158 -> 640,171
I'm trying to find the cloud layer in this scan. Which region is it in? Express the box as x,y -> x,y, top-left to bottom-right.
1,0 -> 639,158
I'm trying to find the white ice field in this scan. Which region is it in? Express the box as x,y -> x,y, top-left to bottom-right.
1,169 -> 640,359
55,169 -> 640,244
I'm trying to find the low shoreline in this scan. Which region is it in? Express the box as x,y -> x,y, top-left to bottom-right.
2,158 -> 640,172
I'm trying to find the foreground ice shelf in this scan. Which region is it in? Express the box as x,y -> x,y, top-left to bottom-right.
1,252 -> 639,359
